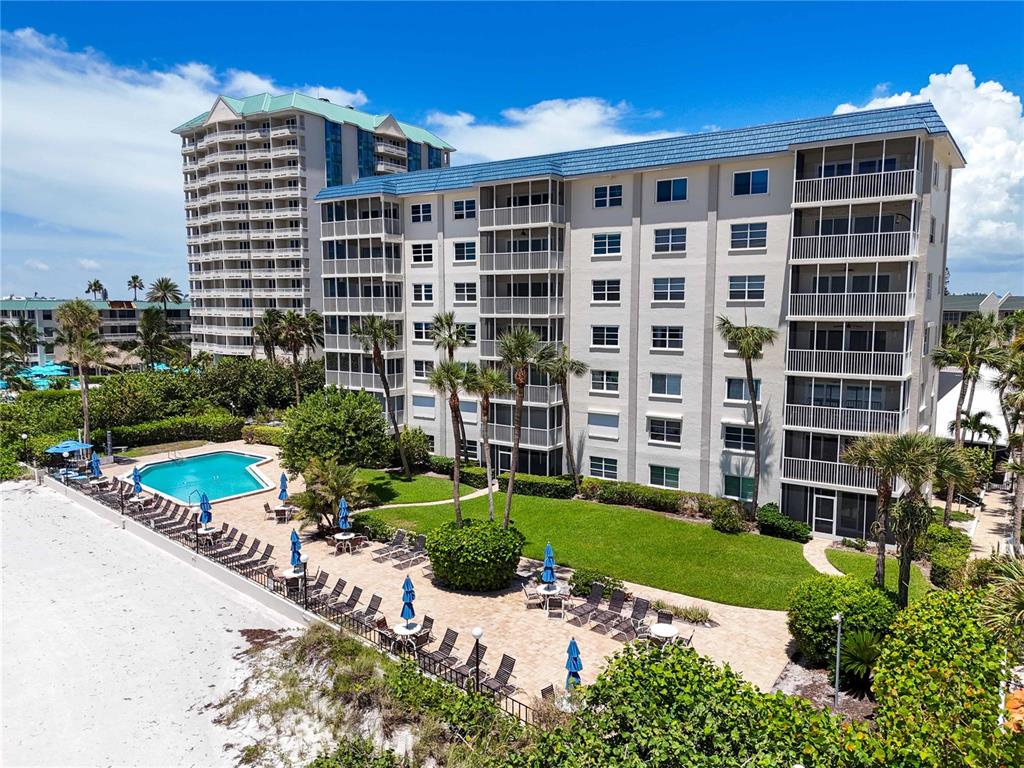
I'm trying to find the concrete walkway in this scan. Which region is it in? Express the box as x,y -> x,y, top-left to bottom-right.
973,488 -> 1015,557
373,483 -> 494,510
802,538 -> 844,576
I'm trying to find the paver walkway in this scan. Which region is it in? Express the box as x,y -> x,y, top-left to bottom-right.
973,488 -> 1015,557
802,538 -> 843,576
374,483 -> 492,509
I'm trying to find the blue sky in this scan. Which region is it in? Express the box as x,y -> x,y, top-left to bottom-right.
1,1 -> 1022,297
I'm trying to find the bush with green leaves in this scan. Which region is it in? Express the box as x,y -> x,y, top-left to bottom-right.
105,412 -> 243,448
839,629 -> 881,689
578,476 -> 742,520
840,537 -> 868,551
306,738 -> 401,768
568,567 -> 624,598
281,388 -> 393,473
0,443 -> 25,480
711,503 -> 747,533
929,546 -> 970,588
459,465 -> 489,488
351,512 -> 395,543
786,575 -> 897,666
426,454 -> 454,476
425,519 -> 525,592
241,424 -> 286,446
397,426 -> 431,469
756,502 -> 811,542
919,522 -> 971,559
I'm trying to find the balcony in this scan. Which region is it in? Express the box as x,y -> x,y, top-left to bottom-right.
323,296 -> 403,314
784,404 -> 907,434
786,349 -> 910,378
793,169 -> 918,205
250,287 -> 306,298
490,423 -> 563,449
329,370 -> 404,391
479,297 -> 564,316
479,251 -> 565,272
479,204 -> 566,229
790,232 -> 918,262
493,385 -> 562,406
375,158 -> 406,174
321,219 -> 402,238
376,141 -> 407,158
323,257 -> 403,276
782,457 -> 877,491
270,125 -> 299,138
788,291 -> 912,319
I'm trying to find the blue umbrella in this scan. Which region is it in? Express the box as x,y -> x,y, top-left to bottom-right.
199,492 -> 212,525
90,452 -> 102,478
45,440 -> 93,454
565,638 -> 583,689
290,528 -> 302,568
133,477 -> 143,495
400,575 -> 416,628
542,542 -> 556,585
279,472 -> 289,502
338,497 -> 351,530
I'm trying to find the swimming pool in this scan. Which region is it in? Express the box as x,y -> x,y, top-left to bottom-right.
136,451 -> 271,504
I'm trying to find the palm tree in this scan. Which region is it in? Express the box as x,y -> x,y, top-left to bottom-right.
85,279 -> 105,300
0,325 -> 27,381
127,275 -> 145,301
429,361 -> 470,527
430,311 -> 471,457
954,409 -> 1001,446
253,309 -> 283,362
716,315 -> 778,511
980,555 -> 1024,662
146,277 -> 183,320
351,314 -> 411,479
467,365 -> 512,521
4,317 -> 39,362
844,434 -> 903,589
276,310 -> 323,407
497,327 -> 542,528
291,458 -> 369,533
130,307 -> 171,369
54,299 -> 111,444
538,343 -> 589,492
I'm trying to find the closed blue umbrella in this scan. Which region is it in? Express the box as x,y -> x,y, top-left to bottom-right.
400,575 -> 416,628
279,473 -> 289,502
132,466 -> 142,495
199,492 -> 212,525
338,497 -> 351,530
290,528 -> 302,568
90,452 -> 102,478
565,638 -> 583,689
542,542 -> 556,585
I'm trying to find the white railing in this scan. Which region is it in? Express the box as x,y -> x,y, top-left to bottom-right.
790,232 -> 917,261
321,219 -> 402,238
782,457 -> 878,490
328,371 -> 404,391
323,296 -> 404,314
376,158 -> 406,173
492,385 -> 562,406
250,287 -> 306,298
323,257 -> 403,276
788,291 -> 911,318
479,251 -> 565,272
479,297 -> 564,316
490,424 -> 564,449
786,349 -> 910,377
784,404 -> 906,434
794,169 -> 918,204
376,141 -> 407,158
479,204 -> 565,228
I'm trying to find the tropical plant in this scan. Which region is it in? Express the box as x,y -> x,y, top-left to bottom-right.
428,360 -> 471,527
979,555 -> 1024,663
253,308 -> 283,362
4,317 -> 39,362
839,628 -> 881,689
291,457 -> 369,533
54,299 -> 112,444
280,388 -> 393,473
127,274 -> 144,301
496,327 -> 541,528
146,276 -> 183,319
429,311 -> 470,457
953,409 -> 1000,446
466,365 -> 512,521
424,519 -> 525,591
129,306 -> 171,369
276,310 -> 324,407
351,314 -> 410,479
85,279 -> 105,300
715,315 -> 777,511
843,433 -> 901,589
537,343 -> 588,492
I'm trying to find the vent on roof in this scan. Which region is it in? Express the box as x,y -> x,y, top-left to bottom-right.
318,97 -> 330,103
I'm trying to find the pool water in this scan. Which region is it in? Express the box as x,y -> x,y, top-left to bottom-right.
138,451 -> 270,503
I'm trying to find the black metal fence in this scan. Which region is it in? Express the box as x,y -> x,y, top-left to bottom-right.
71,478 -> 537,725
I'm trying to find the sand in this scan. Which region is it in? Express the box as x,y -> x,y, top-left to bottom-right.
1,480 -> 298,768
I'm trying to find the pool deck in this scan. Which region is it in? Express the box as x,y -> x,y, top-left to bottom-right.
100,440 -> 792,698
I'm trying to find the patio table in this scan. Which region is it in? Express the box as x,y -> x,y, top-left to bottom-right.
333,531 -> 355,555
649,623 -> 678,643
536,582 -> 562,611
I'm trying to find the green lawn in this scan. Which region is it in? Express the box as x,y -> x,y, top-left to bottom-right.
373,493 -> 817,610
122,440 -> 206,457
358,469 -> 470,507
825,548 -> 931,603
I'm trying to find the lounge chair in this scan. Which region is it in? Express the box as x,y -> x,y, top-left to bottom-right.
451,643 -> 487,679
239,544 -> 274,574
611,597 -> 651,641
333,587 -> 363,616
540,684 -> 555,701
352,594 -> 382,624
222,540 -> 259,568
208,527 -> 238,556
304,570 -> 329,599
566,582 -> 604,626
372,531 -> 406,562
424,629 -> 458,665
589,589 -> 627,634
311,578 -> 346,610
393,535 -> 426,568
213,533 -> 247,562
481,654 -> 517,696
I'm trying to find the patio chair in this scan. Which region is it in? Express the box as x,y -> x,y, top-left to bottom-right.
263,502 -> 276,521
522,584 -> 543,610
481,654 -> 517,696
213,533 -> 247,562
372,530 -> 406,562
415,615 -> 435,646
611,597 -> 651,641
540,684 -> 555,702
393,535 -> 426,568
305,570 -> 329,599
312,578 -> 347,611
547,595 -> 567,620
208,527 -> 238,555
589,589 -> 627,634
352,594 -> 382,625
451,643 -> 487,679
239,544 -> 274,574
375,616 -> 398,649
424,629 -> 458,665
334,587 -> 363,616
656,610 -> 674,625
680,628 -> 695,647
566,582 -> 604,626
223,540 -> 259,568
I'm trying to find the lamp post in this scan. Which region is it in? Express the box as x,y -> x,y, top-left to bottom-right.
471,626 -> 483,692
62,451 -> 70,485
19,433 -> 34,483
300,553 -> 309,609
832,612 -> 843,710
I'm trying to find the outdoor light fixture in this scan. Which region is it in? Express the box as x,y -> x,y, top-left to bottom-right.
472,627 -> 483,691
832,612 -> 843,710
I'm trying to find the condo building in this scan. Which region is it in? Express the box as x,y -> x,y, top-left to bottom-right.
313,103 -> 963,538
173,93 -> 453,358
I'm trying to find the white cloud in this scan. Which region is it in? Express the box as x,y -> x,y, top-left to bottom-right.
427,98 -> 678,164
835,65 -> 1024,294
77,258 -> 100,269
25,258 -> 49,271
223,69 -> 367,108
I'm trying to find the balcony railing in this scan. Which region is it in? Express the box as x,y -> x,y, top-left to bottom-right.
323,257 -> 403,276
325,333 -> 403,353
479,297 -> 564,316
788,291 -> 911,318
375,158 -> 406,174
490,424 -> 563,449
323,296 -> 403,314
321,219 -> 402,238
376,141 -> 407,158
790,232 -> 918,261
782,457 -> 878,490
784,404 -> 906,434
492,385 -> 562,406
329,370 -> 405,391
793,169 -> 918,205
479,251 -> 565,272
479,204 -> 565,228
786,349 -> 910,377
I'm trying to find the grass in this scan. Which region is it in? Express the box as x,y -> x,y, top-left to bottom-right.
931,504 -> 974,523
825,548 -> 931,603
374,492 -> 817,610
357,468 -> 471,506
122,440 -> 206,457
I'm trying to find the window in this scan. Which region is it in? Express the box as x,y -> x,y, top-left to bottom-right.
650,465 -> 680,489
594,184 -> 623,208
728,275 -> 765,301
457,322 -> 476,343
654,228 -> 686,253
649,418 -> 682,444
926,273 -> 933,301
592,279 -> 621,302
425,434 -> 435,452
651,373 -> 682,397
652,277 -> 685,302
730,222 -> 768,249
411,203 -> 431,223
593,233 -> 622,255
652,325 -> 684,349
463,440 -> 479,461
412,284 -> 433,302
588,412 -> 620,436
590,456 -> 618,480
723,474 -> 755,501
413,360 -> 434,379
724,425 -> 755,452
726,378 -> 761,402
454,242 -> 476,262
413,395 -> 435,417
454,282 -> 477,303
453,200 -> 476,220
413,322 -> 433,340
733,169 -> 769,196
591,370 -> 619,392
411,243 -> 433,264
933,161 -> 939,190
929,216 -> 936,244
592,325 -> 619,347
656,178 -> 687,202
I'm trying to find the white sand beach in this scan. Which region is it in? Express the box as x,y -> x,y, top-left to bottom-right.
1,480 -> 298,768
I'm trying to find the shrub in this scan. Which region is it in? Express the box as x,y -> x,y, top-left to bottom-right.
578,476 -> 739,519
840,537 -> 868,551
426,454 -> 454,476
711,503 -> 747,533
281,388 -> 393,472
839,629 -> 881,689
756,502 -> 811,542
106,412 -> 243,448
425,519 -> 525,592
351,513 -> 395,543
241,424 -> 286,446
919,522 -> 971,560
651,600 -> 713,624
498,472 -> 575,499
458,465 -> 489,489
397,426 -> 431,469
929,545 -> 969,588
786,575 -> 897,666
569,567 -> 624,598
0,444 -> 25,480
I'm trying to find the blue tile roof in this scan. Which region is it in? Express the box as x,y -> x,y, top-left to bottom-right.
316,103 -> 956,201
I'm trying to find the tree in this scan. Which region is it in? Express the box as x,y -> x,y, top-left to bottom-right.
276,310 -> 323,407
127,275 -> 144,301
429,360 -> 470,528
953,409 -> 1000,446
85,279 -> 105,300
429,311 -> 470,458
54,299 -> 112,444
130,307 -> 171,369
291,458 -> 369,533
844,434 -> 903,589
351,314 -> 411,479
146,277 -> 183,320
538,343 -> 588,492
715,315 -> 778,511
253,308 -> 283,362
1001,438 -> 1024,551
497,327 -> 541,528
466,365 -> 512,521
6,317 -> 39,362
979,555 -> 1024,663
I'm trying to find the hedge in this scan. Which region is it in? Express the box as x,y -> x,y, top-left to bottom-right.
919,523 -> 972,588
105,413 -> 244,448
425,519 -> 525,592
757,503 -> 812,543
929,546 -> 969,588
241,424 -> 286,447
439,463 -> 576,498
427,455 -> 454,476
579,477 -> 742,519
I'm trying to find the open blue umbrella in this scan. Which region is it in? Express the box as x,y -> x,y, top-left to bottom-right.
199,492 -> 212,525
565,638 -> 583,689
400,575 -> 416,628
279,472 -> 289,502
542,542 -> 556,585
90,452 -> 102,478
290,528 -> 302,568
338,497 -> 351,530
45,439 -> 93,454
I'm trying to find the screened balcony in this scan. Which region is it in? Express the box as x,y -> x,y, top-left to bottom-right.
788,263 -> 915,319
480,275 -> 564,317
786,321 -> 911,378
479,227 -> 565,272
320,196 -> 402,238
782,431 -> 877,490
479,179 -> 565,228
480,319 -> 563,359
791,201 -> 919,261
785,377 -> 907,434
321,239 -> 402,276
793,137 -> 920,205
